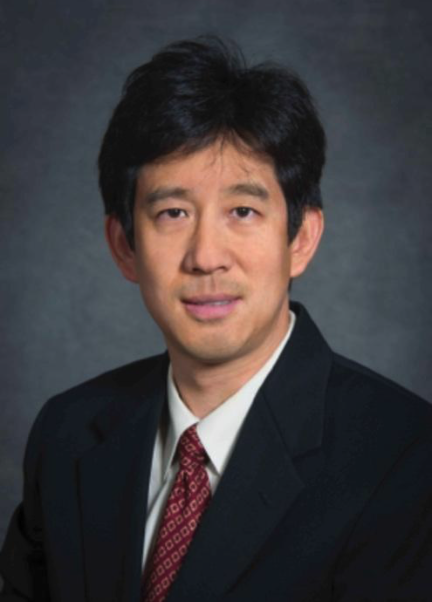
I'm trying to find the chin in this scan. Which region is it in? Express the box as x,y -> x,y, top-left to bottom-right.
177,336 -> 247,366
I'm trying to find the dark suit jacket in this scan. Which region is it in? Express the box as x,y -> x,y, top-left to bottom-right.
1,302 -> 432,601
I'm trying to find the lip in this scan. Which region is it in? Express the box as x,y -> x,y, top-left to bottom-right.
183,294 -> 239,303
182,295 -> 241,320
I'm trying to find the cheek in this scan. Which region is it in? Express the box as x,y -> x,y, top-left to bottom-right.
135,221 -> 186,269
245,236 -> 291,288
135,247 -> 181,310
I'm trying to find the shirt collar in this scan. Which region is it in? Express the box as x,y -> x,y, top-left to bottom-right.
163,310 -> 296,480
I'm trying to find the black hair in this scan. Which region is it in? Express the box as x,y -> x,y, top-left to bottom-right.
98,36 -> 326,247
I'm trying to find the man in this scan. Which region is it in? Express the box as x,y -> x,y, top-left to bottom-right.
1,36 -> 431,602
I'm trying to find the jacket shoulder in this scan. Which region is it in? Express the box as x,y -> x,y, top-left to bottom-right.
23,354 -> 167,472
42,354 -> 165,416
327,351 -> 432,445
53,353 -> 166,399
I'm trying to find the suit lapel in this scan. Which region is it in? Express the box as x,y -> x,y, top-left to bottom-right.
77,355 -> 168,602
166,392 -> 304,601
166,303 -> 333,600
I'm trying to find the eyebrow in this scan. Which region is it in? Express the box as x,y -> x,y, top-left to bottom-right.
224,182 -> 269,201
142,181 -> 270,205
143,187 -> 190,205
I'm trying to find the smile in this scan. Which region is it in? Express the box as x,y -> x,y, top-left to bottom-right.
182,297 -> 241,320
192,300 -> 231,305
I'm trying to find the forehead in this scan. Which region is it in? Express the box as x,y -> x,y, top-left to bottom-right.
135,140 -> 283,196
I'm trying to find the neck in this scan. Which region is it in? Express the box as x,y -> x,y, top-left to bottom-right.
169,310 -> 291,419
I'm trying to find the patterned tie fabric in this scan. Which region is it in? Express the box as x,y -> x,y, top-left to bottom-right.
141,424 -> 212,602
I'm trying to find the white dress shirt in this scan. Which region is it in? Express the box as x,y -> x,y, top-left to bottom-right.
142,310 -> 296,569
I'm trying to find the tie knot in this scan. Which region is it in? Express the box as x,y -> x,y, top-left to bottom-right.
177,424 -> 207,468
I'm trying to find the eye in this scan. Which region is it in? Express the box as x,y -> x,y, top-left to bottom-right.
157,208 -> 187,220
232,207 -> 258,219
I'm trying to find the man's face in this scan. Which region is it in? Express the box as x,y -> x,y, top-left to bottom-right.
112,141 -> 320,367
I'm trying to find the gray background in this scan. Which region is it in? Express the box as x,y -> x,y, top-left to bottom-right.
1,0 -> 431,549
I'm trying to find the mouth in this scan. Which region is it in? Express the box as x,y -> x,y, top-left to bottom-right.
181,295 -> 241,320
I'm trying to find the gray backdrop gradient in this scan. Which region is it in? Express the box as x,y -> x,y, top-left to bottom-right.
1,0 -> 431,550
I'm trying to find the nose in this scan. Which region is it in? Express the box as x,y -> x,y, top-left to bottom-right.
182,214 -> 232,275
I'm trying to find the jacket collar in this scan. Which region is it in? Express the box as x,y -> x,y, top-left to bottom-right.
91,352 -> 169,440
262,300 -> 332,458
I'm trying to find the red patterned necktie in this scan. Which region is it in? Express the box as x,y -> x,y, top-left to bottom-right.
141,424 -> 212,602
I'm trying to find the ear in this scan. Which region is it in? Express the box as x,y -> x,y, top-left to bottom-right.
289,208 -> 324,279
104,215 -> 139,283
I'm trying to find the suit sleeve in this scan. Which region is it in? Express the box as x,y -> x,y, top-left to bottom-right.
333,431 -> 432,601
0,400 -> 53,601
